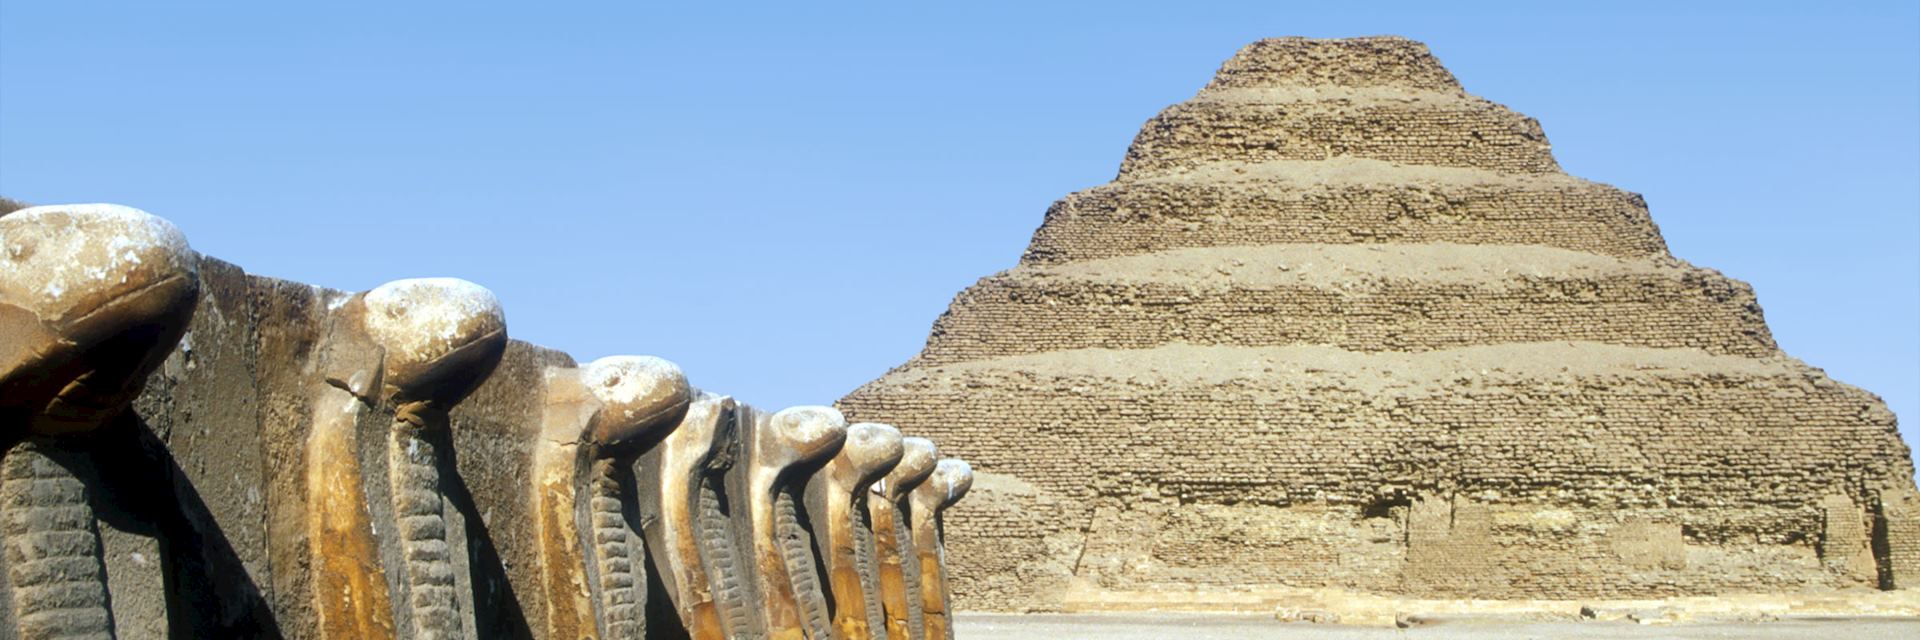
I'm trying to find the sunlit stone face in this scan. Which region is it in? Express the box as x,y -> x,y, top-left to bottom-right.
840,422 -> 905,482
677,391 -> 735,446
769,405 -> 848,465
0,204 -> 200,434
360,277 -> 506,403
873,437 -> 937,500
0,204 -> 196,329
927,459 -> 973,507
582,355 -> 691,446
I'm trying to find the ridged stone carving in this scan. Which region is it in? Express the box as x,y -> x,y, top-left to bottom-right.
305,278 -> 506,640
1,204 -> 199,640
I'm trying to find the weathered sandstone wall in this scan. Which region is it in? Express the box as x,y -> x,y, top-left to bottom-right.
2,202 -> 974,639
87,257 -> 576,637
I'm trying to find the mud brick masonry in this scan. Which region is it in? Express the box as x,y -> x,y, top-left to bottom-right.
837,36 -> 1920,611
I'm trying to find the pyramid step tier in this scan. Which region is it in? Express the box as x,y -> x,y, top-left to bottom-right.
1118,97 -> 1559,177
1025,158 -> 1667,265
841,342 -> 1909,520
920,244 -> 1774,365
1204,36 -> 1466,93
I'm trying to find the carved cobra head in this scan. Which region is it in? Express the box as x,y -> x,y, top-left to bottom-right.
582,355 -> 691,448
1,204 -> 200,435
873,437 -> 937,502
838,422 -> 905,486
671,391 -> 738,473
760,405 -> 848,473
359,277 -> 507,411
922,459 -> 973,509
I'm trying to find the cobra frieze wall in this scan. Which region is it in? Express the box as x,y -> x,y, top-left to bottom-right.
0,201 -> 974,638
837,36 -> 1920,611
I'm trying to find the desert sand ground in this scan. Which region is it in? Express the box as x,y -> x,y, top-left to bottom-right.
958,612 -> 1920,639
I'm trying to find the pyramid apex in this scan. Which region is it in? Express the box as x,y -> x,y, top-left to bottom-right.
1205,36 -> 1463,93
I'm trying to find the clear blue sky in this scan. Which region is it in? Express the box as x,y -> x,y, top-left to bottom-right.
4,2 -> 1916,445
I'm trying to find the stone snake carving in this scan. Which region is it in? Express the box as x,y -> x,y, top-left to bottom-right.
700,458 -> 757,639
0,204 -> 199,640
0,205 -> 975,640
908,459 -> 972,640
305,278 -> 506,640
533,355 -> 689,640
635,392 -> 743,640
803,422 -> 904,640
868,437 -> 937,640
737,406 -> 846,640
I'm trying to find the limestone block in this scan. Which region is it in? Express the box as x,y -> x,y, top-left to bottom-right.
1610,517 -> 1686,571
1880,485 -> 1920,589
1818,494 -> 1877,583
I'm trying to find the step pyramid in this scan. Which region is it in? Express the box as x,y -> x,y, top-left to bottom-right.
838,37 -> 1920,610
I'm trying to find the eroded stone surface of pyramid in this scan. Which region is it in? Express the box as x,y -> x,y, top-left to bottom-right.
838,36 -> 1920,611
